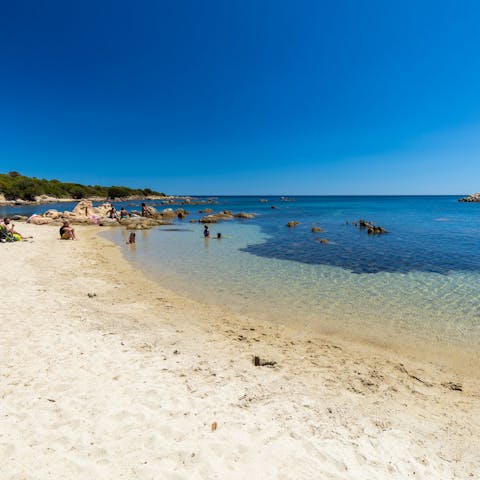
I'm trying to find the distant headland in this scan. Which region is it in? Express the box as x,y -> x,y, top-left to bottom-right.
0,171 -> 166,206
458,192 -> 480,202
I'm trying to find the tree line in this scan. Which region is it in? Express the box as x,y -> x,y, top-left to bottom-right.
0,172 -> 165,201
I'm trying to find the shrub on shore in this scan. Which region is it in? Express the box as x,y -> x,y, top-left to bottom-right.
0,172 -> 165,201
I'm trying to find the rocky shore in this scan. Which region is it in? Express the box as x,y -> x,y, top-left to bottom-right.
458,192 -> 480,202
16,199 -> 255,231
23,200 -> 184,230
0,193 -> 169,207
0,193 -> 222,207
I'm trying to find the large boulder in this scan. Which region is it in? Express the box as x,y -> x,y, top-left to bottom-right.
98,217 -> 119,227
95,202 -> 113,217
143,205 -> 158,217
44,209 -> 61,219
27,216 -> 54,225
73,200 -> 96,217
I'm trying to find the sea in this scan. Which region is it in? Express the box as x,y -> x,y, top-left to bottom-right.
4,196 -> 480,369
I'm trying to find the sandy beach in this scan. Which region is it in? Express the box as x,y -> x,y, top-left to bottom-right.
1,223 -> 479,480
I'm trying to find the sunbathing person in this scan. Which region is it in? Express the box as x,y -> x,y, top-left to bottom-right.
1,218 -> 25,241
59,221 -> 77,240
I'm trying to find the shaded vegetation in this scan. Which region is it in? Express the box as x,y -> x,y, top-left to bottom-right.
0,172 -> 165,201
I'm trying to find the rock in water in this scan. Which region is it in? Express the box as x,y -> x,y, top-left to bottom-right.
458,192 -> 480,202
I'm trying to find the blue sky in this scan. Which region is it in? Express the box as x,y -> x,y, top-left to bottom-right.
1,0 -> 480,194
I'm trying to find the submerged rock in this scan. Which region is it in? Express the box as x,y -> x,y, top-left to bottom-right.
311,227 -> 324,233
234,212 -> 255,219
287,221 -> 299,228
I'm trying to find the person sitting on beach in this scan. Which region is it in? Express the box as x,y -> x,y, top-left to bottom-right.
120,207 -> 129,219
60,221 -> 77,240
1,218 -> 25,241
203,224 -> 210,238
108,205 -> 119,220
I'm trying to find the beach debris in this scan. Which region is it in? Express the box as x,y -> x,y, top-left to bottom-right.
287,221 -> 299,228
47,398 -> 56,402
87,292 -> 97,298
173,350 -> 180,355
442,381 -> 463,391
311,227 -> 324,233
395,364 -> 432,386
253,356 -> 277,367
211,421 -> 218,431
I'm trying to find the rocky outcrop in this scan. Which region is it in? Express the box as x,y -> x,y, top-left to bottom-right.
234,212 -> 255,219
120,217 -> 172,230
459,193 -> 480,202
72,200 -> 98,217
199,212 -> 234,223
357,219 -> 388,235
27,216 -> 55,225
287,221 -> 299,228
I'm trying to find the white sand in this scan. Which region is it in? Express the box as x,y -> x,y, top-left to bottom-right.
1,224 -> 479,480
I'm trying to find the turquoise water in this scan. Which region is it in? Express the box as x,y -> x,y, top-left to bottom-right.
6,196 -> 479,365
99,196 -> 480,368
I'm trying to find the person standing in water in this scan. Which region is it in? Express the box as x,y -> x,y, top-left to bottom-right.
203,225 -> 210,238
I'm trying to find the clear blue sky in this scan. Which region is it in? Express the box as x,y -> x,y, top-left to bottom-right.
1,0 -> 480,195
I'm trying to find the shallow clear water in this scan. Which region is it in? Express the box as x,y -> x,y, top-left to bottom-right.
98,196 -> 480,366
6,196 -> 479,364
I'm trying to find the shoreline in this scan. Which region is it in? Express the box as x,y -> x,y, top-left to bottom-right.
0,195 -> 168,207
2,223 -> 479,479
